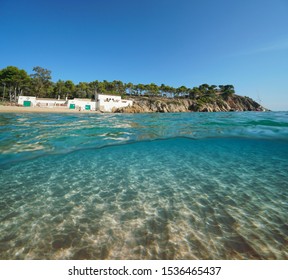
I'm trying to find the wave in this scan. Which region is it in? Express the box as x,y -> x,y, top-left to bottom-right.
1,112 -> 288,166
1,135 -> 288,169
0,136 -> 190,167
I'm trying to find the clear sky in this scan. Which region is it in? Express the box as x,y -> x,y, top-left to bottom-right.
0,0 -> 287,110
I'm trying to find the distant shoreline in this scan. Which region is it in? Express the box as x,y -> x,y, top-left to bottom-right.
0,105 -> 100,114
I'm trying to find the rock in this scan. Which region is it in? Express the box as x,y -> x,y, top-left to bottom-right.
114,94 -> 267,113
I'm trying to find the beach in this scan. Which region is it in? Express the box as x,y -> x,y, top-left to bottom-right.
0,105 -> 100,113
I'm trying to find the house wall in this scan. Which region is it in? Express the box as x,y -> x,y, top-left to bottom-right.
17,95 -> 132,112
18,96 -> 67,107
97,94 -> 122,102
18,96 -> 37,106
67,99 -> 96,111
36,99 -> 67,107
96,94 -> 133,112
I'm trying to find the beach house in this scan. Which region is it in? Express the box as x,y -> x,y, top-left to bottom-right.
17,94 -> 133,112
35,98 -> 67,108
96,94 -> 133,112
18,96 -> 67,107
67,98 -> 96,111
18,96 -> 37,107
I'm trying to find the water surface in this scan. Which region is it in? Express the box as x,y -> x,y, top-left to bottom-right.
0,112 -> 287,259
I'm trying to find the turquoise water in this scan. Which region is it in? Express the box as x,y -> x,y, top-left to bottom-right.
0,112 -> 287,259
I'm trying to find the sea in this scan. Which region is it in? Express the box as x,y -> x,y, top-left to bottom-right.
0,111 -> 287,260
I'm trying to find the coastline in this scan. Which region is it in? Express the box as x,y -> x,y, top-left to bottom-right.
0,92 -> 267,114
0,105 -> 100,114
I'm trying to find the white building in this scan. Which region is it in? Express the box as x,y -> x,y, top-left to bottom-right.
18,94 -> 133,112
96,94 -> 133,112
67,98 -> 96,111
35,98 -> 67,108
18,96 -> 67,107
18,96 -> 37,107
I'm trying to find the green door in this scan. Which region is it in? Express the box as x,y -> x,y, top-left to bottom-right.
85,105 -> 91,110
69,104 -> 75,109
23,101 -> 31,107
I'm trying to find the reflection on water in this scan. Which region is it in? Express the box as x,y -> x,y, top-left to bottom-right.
1,137 -> 287,259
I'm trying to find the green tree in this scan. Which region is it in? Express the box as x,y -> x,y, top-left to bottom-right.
112,80 -> 125,95
160,83 -> 175,97
88,80 -> 102,100
92,80 -> 106,94
134,83 -> 146,95
0,66 -> 31,102
189,87 -> 202,98
176,86 -> 188,97
199,84 -> 210,95
53,80 -> 65,99
125,82 -> 135,95
146,83 -> 159,96
208,85 -> 217,95
76,82 -> 91,98
30,66 -> 52,97
64,80 -> 76,98
219,85 -> 235,98
102,80 -> 113,93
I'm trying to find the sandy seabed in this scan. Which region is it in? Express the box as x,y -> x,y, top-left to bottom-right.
0,105 -> 100,113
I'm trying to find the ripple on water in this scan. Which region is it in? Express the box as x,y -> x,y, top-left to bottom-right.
0,137 -> 288,259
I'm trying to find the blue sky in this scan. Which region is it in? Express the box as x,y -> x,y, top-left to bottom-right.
0,0 -> 287,110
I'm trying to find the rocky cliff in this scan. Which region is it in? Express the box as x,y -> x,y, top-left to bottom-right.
114,94 -> 267,113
